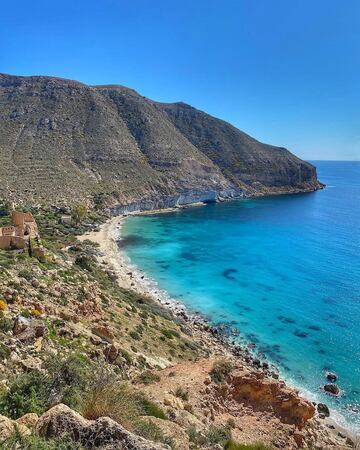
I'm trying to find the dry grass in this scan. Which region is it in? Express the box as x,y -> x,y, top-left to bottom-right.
81,370 -> 167,426
81,376 -> 139,431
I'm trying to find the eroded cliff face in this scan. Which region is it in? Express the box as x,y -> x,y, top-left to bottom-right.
221,367 -> 316,429
156,101 -> 321,195
0,73 -> 322,206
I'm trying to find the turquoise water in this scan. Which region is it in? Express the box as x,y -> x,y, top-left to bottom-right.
121,161 -> 360,431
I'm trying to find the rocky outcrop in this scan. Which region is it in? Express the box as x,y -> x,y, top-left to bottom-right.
36,404 -> 169,449
222,367 -> 315,428
0,73 -> 322,205
0,414 -> 32,440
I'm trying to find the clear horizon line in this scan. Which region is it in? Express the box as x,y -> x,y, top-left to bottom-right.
308,159 -> 360,162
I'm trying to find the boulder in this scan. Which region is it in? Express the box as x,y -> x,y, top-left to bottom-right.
13,319 -> 46,343
293,431 -> 305,447
163,394 -> 184,410
104,344 -> 119,363
36,403 -> 169,449
15,328 -> 36,343
324,384 -> 340,396
34,322 -> 47,338
31,279 -> 40,288
13,315 -> 30,335
317,403 -> 330,417
20,357 -> 42,372
0,414 -> 31,439
91,325 -> 114,343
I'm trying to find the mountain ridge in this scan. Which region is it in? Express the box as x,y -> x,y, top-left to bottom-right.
0,73 -> 322,207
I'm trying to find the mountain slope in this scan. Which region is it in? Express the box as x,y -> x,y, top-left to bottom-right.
0,74 -> 322,206
155,101 -> 319,194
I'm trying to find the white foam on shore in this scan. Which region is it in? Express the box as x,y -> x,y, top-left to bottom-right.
283,373 -> 358,435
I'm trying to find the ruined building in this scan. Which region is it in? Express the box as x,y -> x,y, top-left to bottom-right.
0,211 -> 39,250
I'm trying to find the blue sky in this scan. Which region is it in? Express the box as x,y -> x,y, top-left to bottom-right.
1,0 -> 359,160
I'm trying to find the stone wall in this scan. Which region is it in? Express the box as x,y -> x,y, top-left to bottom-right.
0,235 -> 26,250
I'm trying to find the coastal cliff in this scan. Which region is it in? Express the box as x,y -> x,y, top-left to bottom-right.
0,73 -> 322,206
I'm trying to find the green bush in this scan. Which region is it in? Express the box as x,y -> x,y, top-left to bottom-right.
18,269 -> 33,281
129,330 -> 141,340
161,328 -> 180,339
188,424 -> 232,448
210,359 -> 234,383
174,386 -> 189,401
0,353 -> 92,419
134,420 -> 174,447
44,353 -> 91,410
71,204 -> 87,225
0,371 -> 51,418
1,431 -> 83,449
81,378 -> 141,431
139,397 -> 168,420
206,425 -> 231,445
74,255 -> 94,272
136,370 -> 161,385
119,348 -> 132,365
0,315 -> 13,332
81,375 -> 168,433
0,342 -> 10,360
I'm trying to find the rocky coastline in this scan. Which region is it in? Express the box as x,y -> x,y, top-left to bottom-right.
79,207 -> 357,449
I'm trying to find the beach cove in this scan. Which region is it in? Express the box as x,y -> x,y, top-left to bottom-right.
119,161 -> 360,434
80,162 -> 359,446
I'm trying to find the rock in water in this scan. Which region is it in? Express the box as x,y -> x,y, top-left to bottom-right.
324,384 -> 340,396
317,403 -> 330,417
326,372 -> 337,382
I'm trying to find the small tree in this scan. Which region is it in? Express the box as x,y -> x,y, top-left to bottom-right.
71,204 -> 87,225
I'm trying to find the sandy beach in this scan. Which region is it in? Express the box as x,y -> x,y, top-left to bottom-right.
79,208 -> 206,317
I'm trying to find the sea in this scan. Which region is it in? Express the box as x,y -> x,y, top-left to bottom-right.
120,161 -> 360,432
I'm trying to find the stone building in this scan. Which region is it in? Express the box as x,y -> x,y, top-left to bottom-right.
0,211 -> 39,250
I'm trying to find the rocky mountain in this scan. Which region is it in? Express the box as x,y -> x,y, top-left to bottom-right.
0,73 -> 322,207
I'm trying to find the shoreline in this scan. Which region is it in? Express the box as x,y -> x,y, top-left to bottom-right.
79,208 -> 358,445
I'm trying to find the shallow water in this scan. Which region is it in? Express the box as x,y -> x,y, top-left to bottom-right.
121,161 -> 360,431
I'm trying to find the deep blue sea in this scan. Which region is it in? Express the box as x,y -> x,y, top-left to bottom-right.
121,161 -> 360,431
